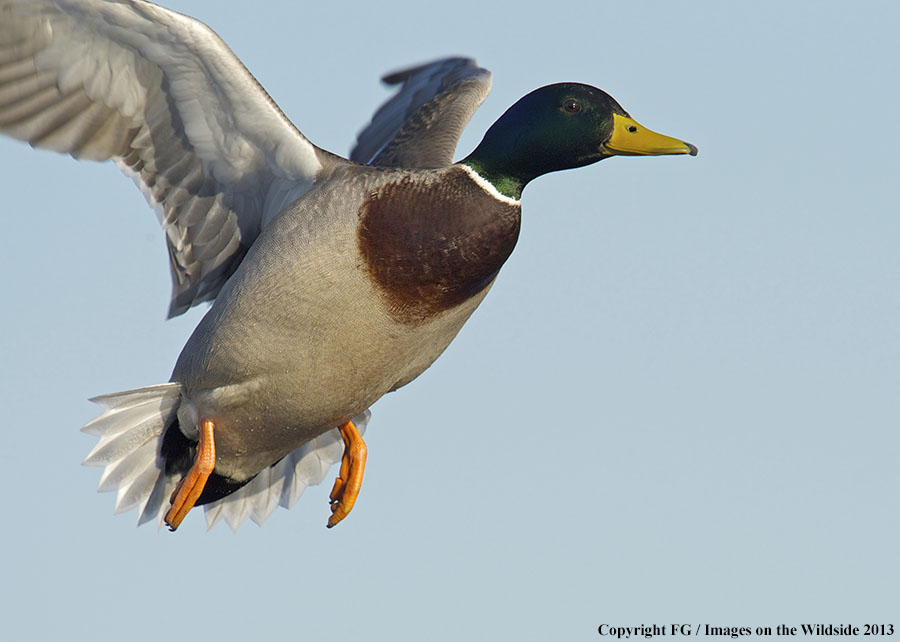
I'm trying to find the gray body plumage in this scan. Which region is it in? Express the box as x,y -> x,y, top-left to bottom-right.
171,163 -> 500,481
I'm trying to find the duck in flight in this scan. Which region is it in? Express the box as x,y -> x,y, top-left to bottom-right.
0,0 -> 697,530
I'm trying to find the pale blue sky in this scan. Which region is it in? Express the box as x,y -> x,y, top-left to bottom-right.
1,1 -> 898,639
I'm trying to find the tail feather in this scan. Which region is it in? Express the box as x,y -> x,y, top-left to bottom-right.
83,384 -> 182,461
88,384 -> 182,412
98,438 -> 157,493
82,383 -> 182,523
82,383 -> 372,531
138,467 -> 178,527
114,451 -> 166,515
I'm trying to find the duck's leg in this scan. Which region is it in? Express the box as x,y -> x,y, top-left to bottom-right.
165,419 -> 216,531
327,419 -> 367,528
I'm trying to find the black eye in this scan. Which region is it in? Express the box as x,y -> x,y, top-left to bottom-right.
563,98 -> 583,114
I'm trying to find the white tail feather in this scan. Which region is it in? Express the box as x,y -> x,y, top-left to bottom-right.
82,384 -> 371,530
82,384 -> 181,523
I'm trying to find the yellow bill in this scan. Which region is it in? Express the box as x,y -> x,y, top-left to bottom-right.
606,113 -> 698,157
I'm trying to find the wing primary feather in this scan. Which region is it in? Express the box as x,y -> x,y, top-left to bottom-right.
351,57 -> 492,169
0,0 -> 325,315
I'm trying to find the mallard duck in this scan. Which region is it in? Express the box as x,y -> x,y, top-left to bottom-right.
0,0 -> 696,531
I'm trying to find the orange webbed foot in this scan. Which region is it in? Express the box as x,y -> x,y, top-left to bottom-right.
327,419 -> 367,528
164,419 -> 216,531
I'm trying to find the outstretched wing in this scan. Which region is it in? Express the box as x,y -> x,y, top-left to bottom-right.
0,0 -> 323,316
351,57 -> 492,169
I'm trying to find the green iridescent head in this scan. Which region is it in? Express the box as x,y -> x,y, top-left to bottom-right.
462,83 -> 697,199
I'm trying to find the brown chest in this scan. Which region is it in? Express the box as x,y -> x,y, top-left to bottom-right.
357,168 -> 521,325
